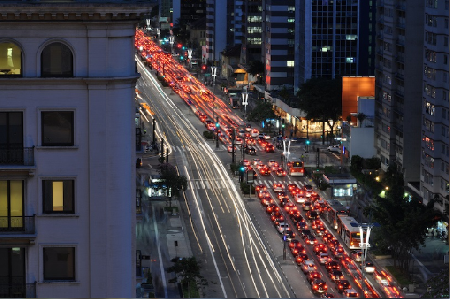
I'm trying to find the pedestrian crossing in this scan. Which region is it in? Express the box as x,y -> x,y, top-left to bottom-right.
186,178 -> 305,191
170,144 -> 268,153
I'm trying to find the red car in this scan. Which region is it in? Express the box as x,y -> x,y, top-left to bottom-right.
255,184 -> 267,192
313,243 -> 328,255
296,253 -> 309,265
258,190 -> 270,199
259,166 -> 271,176
265,143 -> 275,153
261,196 -> 274,207
266,203 -> 279,214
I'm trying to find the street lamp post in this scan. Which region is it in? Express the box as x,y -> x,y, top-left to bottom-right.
146,18 -> 151,32
187,48 -> 192,69
242,91 -> 249,120
211,66 -> 217,130
169,35 -> 175,54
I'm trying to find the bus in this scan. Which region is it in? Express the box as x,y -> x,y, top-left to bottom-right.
336,215 -> 365,250
289,160 -> 305,176
323,199 -> 348,230
227,88 -> 241,108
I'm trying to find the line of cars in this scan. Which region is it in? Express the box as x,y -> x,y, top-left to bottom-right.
256,180 -> 362,298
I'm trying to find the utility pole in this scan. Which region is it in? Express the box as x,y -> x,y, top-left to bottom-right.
152,118 -> 156,146
232,128 -> 236,163
160,138 -> 164,160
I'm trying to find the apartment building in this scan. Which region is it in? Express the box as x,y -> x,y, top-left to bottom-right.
374,0 -> 424,183
241,0 -> 263,65
0,1 -> 149,297
205,0 -> 227,63
420,0 -> 449,213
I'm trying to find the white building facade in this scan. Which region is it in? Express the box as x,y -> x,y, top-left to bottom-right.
0,2 -> 150,297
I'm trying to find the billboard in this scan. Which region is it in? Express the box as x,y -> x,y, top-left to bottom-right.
342,77 -> 375,124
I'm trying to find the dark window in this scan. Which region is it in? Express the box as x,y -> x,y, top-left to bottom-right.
43,247 -> 75,281
41,111 -> 74,146
0,42 -> 22,76
43,180 -> 74,214
41,42 -> 73,77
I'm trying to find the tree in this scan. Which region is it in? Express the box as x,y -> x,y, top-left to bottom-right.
296,77 -> 342,144
357,112 -> 367,127
154,162 -> 188,205
247,101 -> 275,122
367,166 -> 442,272
248,60 -> 264,83
167,257 -> 207,297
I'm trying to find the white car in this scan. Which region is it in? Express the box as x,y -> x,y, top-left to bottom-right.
259,133 -> 270,139
235,137 -> 243,145
251,129 -> 259,138
276,222 -> 289,233
252,158 -> 261,166
327,145 -> 341,153
267,160 -> 277,167
364,261 -> 375,273
295,193 -> 306,203
238,129 -> 246,137
319,253 -> 329,265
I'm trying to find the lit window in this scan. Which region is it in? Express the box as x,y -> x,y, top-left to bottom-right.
43,180 -> 74,214
288,18 -> 295,23
287,61 -> 295,67
0,42 -> 22,76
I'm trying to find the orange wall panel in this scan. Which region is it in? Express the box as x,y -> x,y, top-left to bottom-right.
342,77 -> 375,122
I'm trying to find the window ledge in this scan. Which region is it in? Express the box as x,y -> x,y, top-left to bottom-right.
38,281 -> 80,285
37,214 -> 80,218
35,146 -> 78,150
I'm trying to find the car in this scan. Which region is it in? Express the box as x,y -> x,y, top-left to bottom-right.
364,260 -> 375,273
332,246 -> 345,259
323,232 -> 335,243
328,270 -> 345,282
319,253 -> 330,265
288,183 -> 298,192
268,160 -> 277,167
290,187 -> 303,197
245,123 -> 252,131
255,184 -> 266,192
244,146 -> 256,155
289,239 -> 301,249
238,129 -> 246,137
261,196 -> 274,206
273,183 -> 284,192
327,145 -> 341,153
326,260 -> 341,273
295,253 -> 309,265
284,202 -> 298,214
245,138 -> 256,146
343,288 -> 359,298
258,190 -> 270,199
311,279 -> 328,294
350,250 -> 363,262
270,211 -> 284,224
227,145 -> 237,153
302,201 -> 312,211
259,133 -> 270,139
205,119 -> 213,127
243,159 -> 251,167
276,222 -> 289,233
277,191 -> 289,201
327,239 -> 340,251
295,193 -> 306,203
290,242 -> 306,255
259,166 -> 271,176
256,162 -> 266,170
335,280 -> 351,293
258,138 -> 268,146
311,219 -> 323,230
301,260 -> 318,273
313,244 -> 328,255
315,226 -> 327,237
297,222 -> 308,231
300,229 -> 313,239
306,210 -> 320,221
304,184 -> 313,197
251,129 -> 259,138
284,229 -> 296,241
207,122 -> 216,131
320,292 -> 335,298
305,234 -> 318,245
235,137 -> 243,145
266,203 -> 278,214
198,113 -> 207,122
290,212 -> 305,224
252,158 -> 262,166
307,271 -> 322,283
276,168 -> 287,177
265,143 -> 275,153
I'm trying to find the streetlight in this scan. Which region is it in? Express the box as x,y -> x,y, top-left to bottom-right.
211,66 -> 217,128
169,35 -> 175,54
146,18 -> 151,32
187,48 -> 192,68
242,91 -> 249,120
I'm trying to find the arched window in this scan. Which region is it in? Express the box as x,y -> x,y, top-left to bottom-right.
41,42 -> 73,77
0,42 -> 22,76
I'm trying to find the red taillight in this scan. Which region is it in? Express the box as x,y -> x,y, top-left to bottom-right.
313,285 -> 318,290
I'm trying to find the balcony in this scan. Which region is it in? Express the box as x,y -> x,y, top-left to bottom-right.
0,282 -> 36,298
0,147 -> 35,176
0,215 -> 36,235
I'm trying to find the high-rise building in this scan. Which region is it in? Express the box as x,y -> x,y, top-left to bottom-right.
374,0 -> 425,183
205,0 -> 227,63
172,0 -> 206,25
420,0 -> 449,213
262,0 -> 296,91
241,0 -> 263,65
0,1 -> 150,297
294,0 -> 374,91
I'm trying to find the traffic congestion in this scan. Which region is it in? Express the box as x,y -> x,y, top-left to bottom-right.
135,29 -> 404,298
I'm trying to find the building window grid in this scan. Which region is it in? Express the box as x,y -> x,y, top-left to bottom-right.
422,150 -> 435,168
425,101 -> 435,115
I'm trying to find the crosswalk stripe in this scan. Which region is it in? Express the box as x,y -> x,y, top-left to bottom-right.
204,181 -> 210,189
195,181 -> 200,189
200,181 -> 205,189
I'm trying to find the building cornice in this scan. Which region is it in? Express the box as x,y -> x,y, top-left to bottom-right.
0,3 -> 152,22
0,76 -> 140,88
